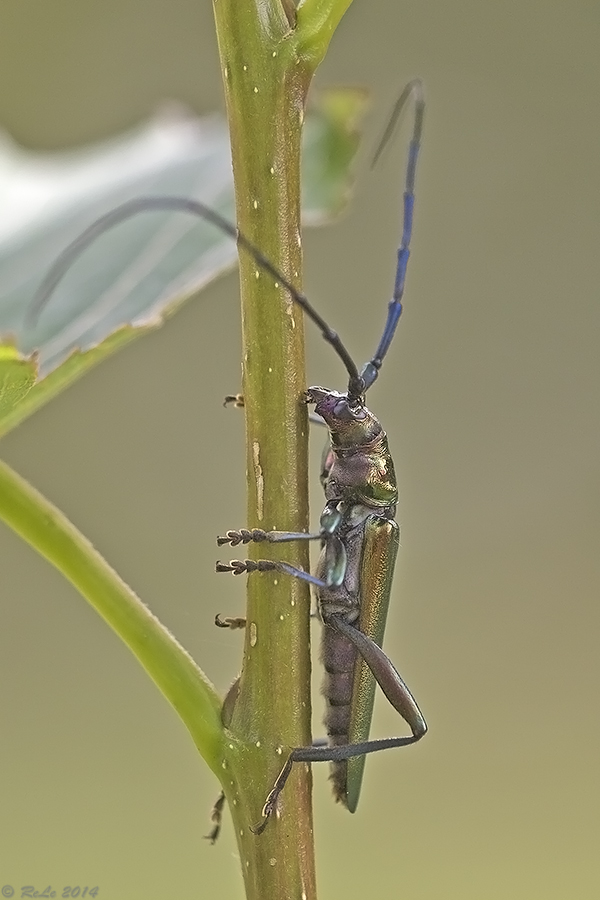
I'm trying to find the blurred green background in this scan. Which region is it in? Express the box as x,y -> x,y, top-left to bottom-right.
1,1 -> 599,898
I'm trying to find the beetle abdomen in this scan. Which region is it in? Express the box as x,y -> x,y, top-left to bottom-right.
321,623 -> 358,805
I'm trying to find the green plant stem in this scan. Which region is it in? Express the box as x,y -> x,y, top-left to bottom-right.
0,457 -> 224,769
211,1 -> 321,897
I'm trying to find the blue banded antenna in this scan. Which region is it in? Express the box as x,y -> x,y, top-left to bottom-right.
360,79 -> 424,392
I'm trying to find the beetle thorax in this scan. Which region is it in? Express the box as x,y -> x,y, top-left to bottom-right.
307,387 -> 398,510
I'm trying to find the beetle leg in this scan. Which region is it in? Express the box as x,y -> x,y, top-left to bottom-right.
223,392 -> 326,430
216,558 -> 326,588
223,393 -> 244,408
250,613 -> 426,833
328,614 -> 427,737
217,528 -> 321,547
204,791 -> 227,844
223,395 -> 324,428
214,614 -> 246,629
251,728 -> 423,835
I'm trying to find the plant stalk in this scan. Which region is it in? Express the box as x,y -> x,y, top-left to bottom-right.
212,1 -> 316,896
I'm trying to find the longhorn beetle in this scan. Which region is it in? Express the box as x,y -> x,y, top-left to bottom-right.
29,79 -> 427,834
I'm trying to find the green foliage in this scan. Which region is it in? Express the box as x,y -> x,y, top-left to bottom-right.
0,91 -> 362,438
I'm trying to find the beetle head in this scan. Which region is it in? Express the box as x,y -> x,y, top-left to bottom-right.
306,387 -> 382,448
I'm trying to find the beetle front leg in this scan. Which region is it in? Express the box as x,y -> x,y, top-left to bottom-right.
223,392 -> 325,428
216,526 -> 327,588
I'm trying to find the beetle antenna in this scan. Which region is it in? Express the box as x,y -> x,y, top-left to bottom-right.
359,79 -> 424,393
26,196 -> 361,389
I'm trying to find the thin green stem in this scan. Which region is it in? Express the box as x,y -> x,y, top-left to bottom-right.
0,457 -> 224,769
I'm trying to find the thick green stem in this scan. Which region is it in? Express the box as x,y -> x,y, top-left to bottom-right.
212,1 -> 316,897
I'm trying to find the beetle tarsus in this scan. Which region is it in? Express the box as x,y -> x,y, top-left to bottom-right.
216,559 -> 280,576
223,393 -> 244,408
250,755 -> 295,835
203,791 -> 226,844
215,614 -> 247,629
217,528 -> 268,547
215,559 -> 248,575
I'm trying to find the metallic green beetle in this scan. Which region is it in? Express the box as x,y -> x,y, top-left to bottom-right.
217,79 -> 427,829
29,80 -> 428,832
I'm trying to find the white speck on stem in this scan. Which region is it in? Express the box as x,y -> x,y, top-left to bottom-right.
253,441 -> 264,521
250,621 -> 257,646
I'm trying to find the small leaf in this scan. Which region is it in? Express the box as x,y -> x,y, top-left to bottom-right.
302,87 -> 367,220
0,339 -> 38,418
0,90 -> 365,438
